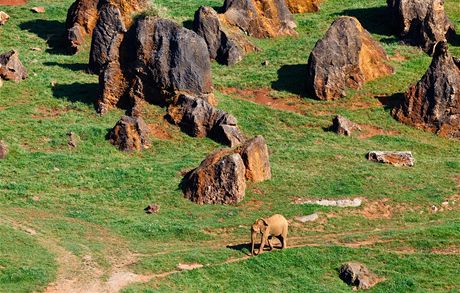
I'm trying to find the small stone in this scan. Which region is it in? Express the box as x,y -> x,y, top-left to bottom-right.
0,141 -> 8,160
144,204 -> 160,214
295,198 -> 362,207
262,60 -> 269,66
31,7 -> 46,13
177,263 -> 203,271
294,213 -> 319,223
331,115 -> 361,136
31,47 -> 42,51
50,81 -> 57,87
339,262 -> 380,290
67,132 -> 79,148
367,151 -> 415,167
108,115 -> 151,151
431,205 -> 438,213
0,50 -> 28,82
53,167 -> 60,172
32,196 -> 40,201
441,201 -> 449,207
0,11 -> 10,25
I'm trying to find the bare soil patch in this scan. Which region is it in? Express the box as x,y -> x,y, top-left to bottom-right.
362,199 -> 392,219
358,124 -> 400,139
0,0 -> 27,5
148,122 -> 173,140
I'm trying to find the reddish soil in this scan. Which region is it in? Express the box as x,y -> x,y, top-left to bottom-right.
358,124 -> 400,139
389,51 -> 409,62
0,0 -> 27,5
148,122 -> 173,140
362,198 -> 392,219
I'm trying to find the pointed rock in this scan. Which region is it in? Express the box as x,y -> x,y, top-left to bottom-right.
108,115 -> 151,151
0,50 -> 28,82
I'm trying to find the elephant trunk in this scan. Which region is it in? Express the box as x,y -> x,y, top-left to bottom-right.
251,230 -> 257,255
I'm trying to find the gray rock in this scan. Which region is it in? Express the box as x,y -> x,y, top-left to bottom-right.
331,115 -> 361,136
367,151 -> 415,167
294,213 -> 319,223
339,262 -> 380,290
182,150 -> 247,205
168,94 -> 245,147
295,198 -> 362,207
0,50 -> 28,82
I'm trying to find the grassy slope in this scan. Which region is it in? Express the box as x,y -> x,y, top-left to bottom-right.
0,0 -> 459,292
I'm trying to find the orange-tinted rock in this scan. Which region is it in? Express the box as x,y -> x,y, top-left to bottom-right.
182,149 -> 247,205
108,115 -> 151,151
306,17 -> 393,101
392,42 -> 460,138
238,135 -> 271,182
387,0 -> 455,54
285,0 -> 322,14
0,11 -> 10,25
223,0 -> 297,38
0,50 -> 28,82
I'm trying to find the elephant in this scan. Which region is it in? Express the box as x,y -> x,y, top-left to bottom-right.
251,214 -> 288,255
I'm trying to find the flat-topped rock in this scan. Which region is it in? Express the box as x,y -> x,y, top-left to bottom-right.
367,151 -> 415,167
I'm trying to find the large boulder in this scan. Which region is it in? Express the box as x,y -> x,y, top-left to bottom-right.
339,262 -> 380,290
392,42 -> 460,138
65,0 -> 145,54
182,150 -> 247,205
108,115 -> 151,151
193,6 -> 258,65
88,2 -> 127,74
285,0 -> 322,14
97,16 -> 214,114
238,135 -> 271,182
167,94 -> 245,147
0,50 -> 28,82
387,0 -> 455,54
306,17 -> 394,101
222,0 -> 297,38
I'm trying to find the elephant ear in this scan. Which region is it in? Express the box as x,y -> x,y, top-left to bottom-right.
259,218 -> 269,233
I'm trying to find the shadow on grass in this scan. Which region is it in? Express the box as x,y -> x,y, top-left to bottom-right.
271,64 -> 308,96
338,6 -> 394,37
52,82 -> 98,106
227,242 -> 252,256
375,92 -> 404,111
19,19 -> 67,55
44,62 -> 88,72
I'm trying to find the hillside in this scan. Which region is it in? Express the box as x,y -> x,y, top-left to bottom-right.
0,0 -> 459,292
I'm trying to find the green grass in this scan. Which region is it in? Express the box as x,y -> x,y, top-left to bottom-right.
0,0 -> 459,292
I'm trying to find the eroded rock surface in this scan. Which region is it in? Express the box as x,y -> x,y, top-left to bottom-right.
339,262 -> 380,290
0,50 -> 28,82
98,16 -> 214,114
285,0 -> 322,13
182,150 -> 247,205
108,115 -> 151,151
167,94 -> 244,147
222,0 -> 297,38
193,6 -> 258,65
367,151 -> 415,167
238,135 -> 271,182
392,42 -> 460,138
307,17 -> 393,101
387,0 -> 455,54
331,115 -> 361,136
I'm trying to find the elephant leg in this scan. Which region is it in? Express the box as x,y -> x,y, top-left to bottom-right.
267,237 -> 274,251
281,231 -> 288,249
258,235 -> 267,255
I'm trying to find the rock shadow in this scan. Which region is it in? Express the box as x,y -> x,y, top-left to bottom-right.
19,19 -> 67,55
338,6 -> 394,37
375,93 -> 404,111
52,82 -> 98,106
271,64 -> 308,96
43,62 -> 88,72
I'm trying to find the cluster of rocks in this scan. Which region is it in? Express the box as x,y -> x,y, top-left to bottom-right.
65,0 -> 147,54
387,0 -> 455,54
181,135 -> 271,205
392,42 -> 460,138
306,16 -> 394,101
0,50 -> 28,86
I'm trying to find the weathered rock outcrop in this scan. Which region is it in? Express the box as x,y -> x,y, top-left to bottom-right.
193,6 -> 258,65
339,262 -> 380,290
0,50 -> 28,82
181,135 -> 272,204
367,151 -> 415,167
65,0 -> 145,54
0,141 -> 8,160
285,0 -> 322,14
97,16 -> 214,114
0,11 -> 10,25
392,42 -> 460,138
108,115 -> 151,151
306,17 -> 394,101
167,94 -> 244,147
331,115 -> 361,136
182,149 -> 247,205
387,0 -> 455,54
238,135 -> 271,182
222,0 -> 297,38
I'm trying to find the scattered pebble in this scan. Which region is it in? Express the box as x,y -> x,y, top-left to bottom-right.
31,47 -> 42,51
262,60 -> 269,66
144,204 -> 160,214
31,7 -> 46,13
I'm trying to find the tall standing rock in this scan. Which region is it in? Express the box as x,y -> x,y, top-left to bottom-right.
0,50 -> 28,82
97,16 -> 214,114
285,0 -> 322,14
193,6 -> 258,65
387,0 -> 455,54
238,135 -> 271,182
306,17 -> 394,101
392,42 -> 460,138
222,0 -> 297,38
182,150 -> 247,205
